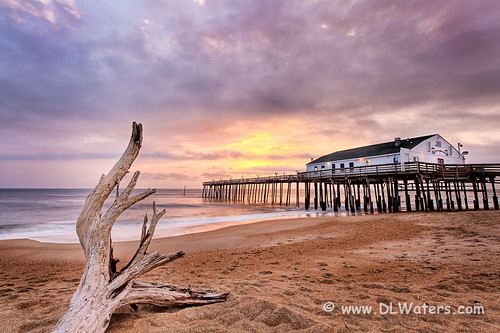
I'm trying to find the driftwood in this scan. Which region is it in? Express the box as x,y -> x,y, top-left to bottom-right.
53,122 -> 228,333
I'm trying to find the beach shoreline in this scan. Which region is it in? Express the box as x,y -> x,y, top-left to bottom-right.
1,211 -> 499,332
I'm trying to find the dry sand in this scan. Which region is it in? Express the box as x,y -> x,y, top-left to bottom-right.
0,211 -> 499,332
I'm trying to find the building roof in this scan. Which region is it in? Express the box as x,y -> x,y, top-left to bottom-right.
307,134 -> 436,165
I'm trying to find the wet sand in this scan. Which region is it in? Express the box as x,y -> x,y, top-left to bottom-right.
0,211 -> 499,332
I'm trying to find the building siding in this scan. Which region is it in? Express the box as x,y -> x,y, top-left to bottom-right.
306,134 -> 465,172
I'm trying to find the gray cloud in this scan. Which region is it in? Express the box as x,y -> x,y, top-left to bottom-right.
0,152 -> 117,161
1,0 -> 500,186
3,0 -> 500,122
141,172 -> 198,182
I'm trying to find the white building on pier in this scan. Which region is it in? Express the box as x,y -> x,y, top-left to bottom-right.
306,134 -> 466,172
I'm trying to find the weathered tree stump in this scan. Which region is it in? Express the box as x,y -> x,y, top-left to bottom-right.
53,122 -> 228,333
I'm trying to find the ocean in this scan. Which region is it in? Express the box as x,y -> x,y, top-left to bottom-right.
0,188 -> 340,243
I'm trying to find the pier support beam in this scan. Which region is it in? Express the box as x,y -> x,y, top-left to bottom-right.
393,179 -> 399,213
419,177 -> 428,212
426,179 -> 434,211
454,181 -> 462,211
404,179 -> 411,212
331,179 -> 338,212
314,182 -> 318,210
349,180 -> 355,213
481,179 -> 489,210
375,182 -> 382,213
444,181 -> 451,211
472,180 -> 480,210
294,182 -> 297,206
322,182 -> 328,211
462,182 -> 469,210
305,182 -> 310,210
491,177 -> 499,210
367,179 -> 374,214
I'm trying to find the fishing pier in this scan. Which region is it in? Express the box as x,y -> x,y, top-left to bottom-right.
202,162 -> 500,213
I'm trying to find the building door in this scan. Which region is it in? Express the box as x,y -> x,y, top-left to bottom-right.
437,158 -> 444,164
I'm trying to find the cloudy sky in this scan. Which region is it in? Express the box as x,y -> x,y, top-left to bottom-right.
1,0 -> 500,188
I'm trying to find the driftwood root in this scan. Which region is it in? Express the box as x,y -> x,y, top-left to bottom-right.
53,122 -> 229,333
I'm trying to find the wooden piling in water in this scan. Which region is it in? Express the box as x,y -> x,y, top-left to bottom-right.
355,183 -> 361,211
313,182 -> 318,210
327,182 -> 332,208
336,183 -> 340,209
472,180 -> 480,210
454,181 -> 462,211
444,181 -> 451,211
462,181 -> 469,210
393,179 -> 399,212
490,177 -> 499,210
368,180 -> 374,214
279,183 -> 283,206
414,177 -> 421,211
202,162 -> 500,215
318,181 -> 324,210
438,181 -> 444,211
403,179 -> 411,212
349,180 -> 355,213
363,181 -> 368,212
386,180 -> 392,213
419,176 -> 428,212
426,179 -> 434,211
323,182 -> 328,210
296,181 -> 300,207
375,182 -> 382,213
330,179 -> 338,212
481,179 -> 489,210
285,182 -> 290,206
305,182 -> 310,210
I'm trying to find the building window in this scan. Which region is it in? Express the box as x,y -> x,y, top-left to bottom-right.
394,155 -> 399,163
340,163 -> 345,170
314,166 -> 318,172
449,145 -> 452,156
332,164 -> 335,169
366,160 -> 371,166
321,165 -> 325,170
349,162 -> 354,168
413,156 -> 419,162
437,158 -> 444,164
436,141 -> 441,147
427,142 -> 431,152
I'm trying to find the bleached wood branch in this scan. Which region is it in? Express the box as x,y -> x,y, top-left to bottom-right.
53,122 -> 228,333
126,281 -> 230,306
77,122 -> 143,258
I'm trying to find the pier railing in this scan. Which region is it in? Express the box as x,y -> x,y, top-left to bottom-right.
299,162 -> 403,180
202,162 -> 500,186
404,162 -> 500,178
301,162 -> 500,180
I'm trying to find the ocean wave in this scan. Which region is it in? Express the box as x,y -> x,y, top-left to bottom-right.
0,209 -> 344,243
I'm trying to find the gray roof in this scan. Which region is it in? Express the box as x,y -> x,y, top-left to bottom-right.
307,134 -> 436,165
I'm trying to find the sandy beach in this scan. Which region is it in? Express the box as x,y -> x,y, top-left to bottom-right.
0,211 -> 499,332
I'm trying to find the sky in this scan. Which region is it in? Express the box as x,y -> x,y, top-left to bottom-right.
1,0 -> 500,189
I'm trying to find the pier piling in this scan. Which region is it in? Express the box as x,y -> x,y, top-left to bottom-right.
201,162 -> 500,215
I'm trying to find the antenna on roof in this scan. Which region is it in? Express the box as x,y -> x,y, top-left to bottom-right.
394,137 -> 401,147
